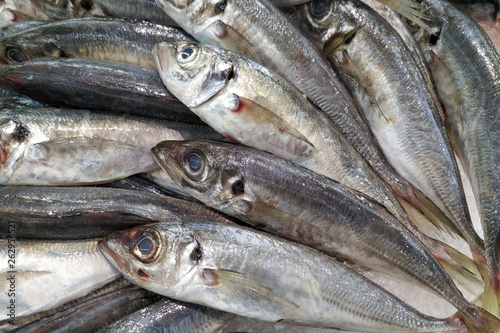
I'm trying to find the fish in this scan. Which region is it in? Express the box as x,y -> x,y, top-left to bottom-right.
0,20 -> 47,37
101,298 -> 236,333
0,17 -> 194,68
99,221 -> 467,332
12,286 -> 161,333
295,0 -> 483,267
152,139 -> 494,332
381,0 -> 500,316
0,238 -> 121,320
153,40 -> 414,226
0,57 -> 203,123
0,186 -> 235,239
0,105 -> 223,185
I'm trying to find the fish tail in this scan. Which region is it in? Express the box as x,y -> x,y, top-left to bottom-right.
452,305 -> 500,333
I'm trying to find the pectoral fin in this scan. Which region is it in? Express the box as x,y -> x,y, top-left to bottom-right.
209,20 -> 262,64
324,25 -> 363,58
204,268 -> 299,312
235,95 -> 315,149
375,0 -> 439,34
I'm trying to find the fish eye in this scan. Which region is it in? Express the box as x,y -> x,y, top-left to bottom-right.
183,151 -> 206,181
176,45 -> 199,64
215,0 -> 227,14
132,231 -> 161,263
4,46 -> 26,63
310,0 -> 329,19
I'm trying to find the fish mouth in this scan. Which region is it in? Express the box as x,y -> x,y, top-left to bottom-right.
151,144 -> 183,183
98,238 -> 132,274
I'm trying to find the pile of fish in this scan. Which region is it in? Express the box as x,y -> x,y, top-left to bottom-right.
0,0 -> 500,332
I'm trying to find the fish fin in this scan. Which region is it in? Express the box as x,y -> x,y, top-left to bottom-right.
482,274 -> 500,318
456,306 -> 500,333
374,0 -> 439,34
424,237 -> 484,296
324,25 -> 363,58
235,95 -> 315,149
399,199 -> 463,241
204,268 -> 299,312
209,20 -> 262,64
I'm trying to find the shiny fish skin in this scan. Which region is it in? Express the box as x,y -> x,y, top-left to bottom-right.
154,40 -> 411,226
0,57 -> 203,123
296,0 -> 483,259
0,186 -> 234,239
0,17 -> 194,68
12,286 -> 161,333
152,139 -> 489,324
415,0 -> 500,302
0,106 -> 223,185
99,222 -> 466,332
153,0 -> 440,225
101,298 -> 236,333
0,20 -> 47,37
0,238 -> 121,320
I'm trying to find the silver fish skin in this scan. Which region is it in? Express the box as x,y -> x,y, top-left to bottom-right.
0,186 -> 234,239
0,57 -> 203,123
151,139 -> 489,323
99,222 -> 466,332
0,238 -> 121,321
0,17 -> 194,68
25,0 -> 178,26
296,0 -> 483,258
12,286 -> 161,333
0,106 -> 223,185
0,20 -> 47,38
154,40 -> 410,224
100,298 -> 236,333
413,0 -> 500,304
153,0 -> 438,221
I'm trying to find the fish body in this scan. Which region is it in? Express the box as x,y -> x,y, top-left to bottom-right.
0,186 -> 234,238
0,57 -> 202,123
154,41 -> 410,223
0,17 -> 193,68
296,0 -> 482,256
0,106 -> 222,185
99,221 -> 466,332
0,238 -> 121,320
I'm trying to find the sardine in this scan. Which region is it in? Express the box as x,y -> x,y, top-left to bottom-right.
100,298 -> 236,333
0,17 -> 193,68
0,20 -> 47,37
0,238 -> 121,320
0,106 -> 223,185
0,57 -> 203,123
0,186 -> 234,239
153,0 -> 450,230
99,221 -> 467,332
296,0 -> 483,264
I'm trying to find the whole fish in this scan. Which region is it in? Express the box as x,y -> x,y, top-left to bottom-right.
153,0 -> 451,229
12,286 -> 161,333
0,105 -> 223,185
153,40 -> 413,225
99,221 -> 467,332
0,17 -> 193,68
0,57 -> 203,123
295,0 -> 483,265
383,0 -> 500,314
100,298 -> 236,333
152,139 -> 494,333
0,186 -> 234,239
0,238 -> 121,320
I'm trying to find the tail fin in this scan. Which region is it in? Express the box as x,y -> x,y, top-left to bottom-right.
454,306 -> 500,333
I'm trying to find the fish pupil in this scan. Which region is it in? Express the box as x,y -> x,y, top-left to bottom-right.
232,178 -> 245,196
181,48 -> 194,60
187,153 -> 201,172
137,237 -> 154,255
311,0 -> 328,17
7,49 -> 24,63
216,0 -> 227,13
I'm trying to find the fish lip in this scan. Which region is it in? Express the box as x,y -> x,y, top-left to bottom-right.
151,145 -> 181,183
98,239 -> 131,274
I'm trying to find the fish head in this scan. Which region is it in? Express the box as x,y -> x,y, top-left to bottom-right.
152,140 -> 250,212
296,0 -> 347,53
99,223 -> 202,297
0,115 -> 29,166
154,41 -> 233,108
0,30 -> 66,64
